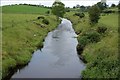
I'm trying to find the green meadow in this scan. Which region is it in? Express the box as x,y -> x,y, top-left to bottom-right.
2,5 -> 50,14
2,5 -> 59,79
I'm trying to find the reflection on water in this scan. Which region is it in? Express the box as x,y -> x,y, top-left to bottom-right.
11,18 -> 85,78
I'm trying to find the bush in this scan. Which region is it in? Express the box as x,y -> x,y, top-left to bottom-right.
102,10 -> 115,14
82,47 -> 119,78
42,19 -> 49,25
37,16 -> 45,19
73,12 -> 85,18
66,9 -> 70,12
78,36 -> 90,47
78,31 -> 101,47
97,26 -> 107,34
88,5 -> 101,24
78,13 -> 85,18
85,31 -> 100,43
73,13 -> 80,16
46,10 -> 50,14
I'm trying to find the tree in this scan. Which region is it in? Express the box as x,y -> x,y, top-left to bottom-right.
88,5 -> 101,24
76,4 -> 80,8
96,2 -> 107,11
65,7 -> 70,12
52,1 -> 65,18
111,4 -> 116,7
73,6 -> 76,8
80,5 -> 86,12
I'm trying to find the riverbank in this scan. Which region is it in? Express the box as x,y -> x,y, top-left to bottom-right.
65,11 -> 119,78
2,13 -> 59,79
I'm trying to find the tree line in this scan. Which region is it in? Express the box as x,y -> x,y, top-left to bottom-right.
51,1 -> 119,25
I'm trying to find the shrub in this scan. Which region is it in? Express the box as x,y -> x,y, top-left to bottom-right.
42,19 -> 49,25
73,12 -> 85,18
86,31 -> 100,43
79,13 -> 85,18
102,10 -> 115,14
46,10 -> 50,14
78,36 -> 90,47
66,9 -> 70,12
73,13 -> 80,16
37,16 -> 45,19
97,26 -> 107,34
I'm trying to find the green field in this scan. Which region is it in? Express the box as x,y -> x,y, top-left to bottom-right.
2,5 -> 50,14
65,10 -> 119,78
2,5 -> 59,79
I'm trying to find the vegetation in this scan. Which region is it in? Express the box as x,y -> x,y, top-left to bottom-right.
52,1 -> 65,18
2,5 -> 59,79
74,12 -> 85,18
64,6 -> 119,78
42,19 -> 49,25
88,5 -> 101,24
111,4 -> 116,7
2,5 -> 50,14
97,26 -> 107,34
96,2 -> 107,11
2,1 -> 119,79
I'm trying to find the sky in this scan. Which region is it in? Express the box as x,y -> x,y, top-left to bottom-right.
1,0 -> 120,7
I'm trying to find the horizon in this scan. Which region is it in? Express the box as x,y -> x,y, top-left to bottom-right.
1,0 -> 119,8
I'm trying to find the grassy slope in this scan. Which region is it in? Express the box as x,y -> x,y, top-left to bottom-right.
2,5 -> 58,79
82,13 -> 118,78
2,5 -> 50,14
65,10 -> 118,78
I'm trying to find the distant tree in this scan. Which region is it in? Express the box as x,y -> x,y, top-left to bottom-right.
80,5 -> 86,12
65,7 -> 70,12
52,1 -> 65,18
111,4 -> 116,7
73,6 -> 76,8
88,5 -> 101,24
85,6 -> 91,12
117,1 -> 120,9
76,4 -> 80,8
96,2 -> 107,11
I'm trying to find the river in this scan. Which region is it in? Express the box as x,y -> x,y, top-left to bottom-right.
11,18 -> 85,79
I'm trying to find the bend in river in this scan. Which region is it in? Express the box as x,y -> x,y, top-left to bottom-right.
11,18 -> 86,78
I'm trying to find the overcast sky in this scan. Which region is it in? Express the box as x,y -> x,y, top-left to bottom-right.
1,0 -> 119,7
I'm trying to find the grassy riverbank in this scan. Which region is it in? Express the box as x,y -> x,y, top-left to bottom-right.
65,9 -> 119,78
2,5 -> 59,79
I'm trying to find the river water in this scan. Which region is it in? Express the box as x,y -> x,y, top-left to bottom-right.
11,18 -> 85,79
